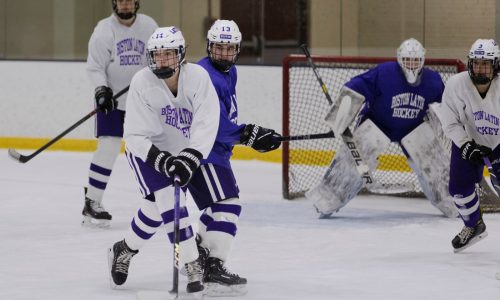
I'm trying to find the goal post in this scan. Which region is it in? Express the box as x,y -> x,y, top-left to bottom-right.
282,55 -> 466,200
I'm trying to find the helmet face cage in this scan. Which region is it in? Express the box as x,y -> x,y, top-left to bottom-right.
397,38 -> 426,85
146,27 -> 186,79
467,39 -> 500,85
112,0 -> 140,20
207,42 -> 240,72
146,47 -> 185,79
206,20 -> 242,72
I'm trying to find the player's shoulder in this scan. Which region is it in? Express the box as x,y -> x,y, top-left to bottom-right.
135,13 -> 158,28
445,71 -> 469,87
183,63 -> 211,79
130,67 -> 156,87
197,57 -> 212,70
93,15 -> 114,31
422,66 -> 442,78
91,15 -> 115,39
377,61 -> 399,71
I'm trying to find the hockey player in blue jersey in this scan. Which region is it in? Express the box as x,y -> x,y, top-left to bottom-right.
309,38 -> 458,219
190,19 -> 281,296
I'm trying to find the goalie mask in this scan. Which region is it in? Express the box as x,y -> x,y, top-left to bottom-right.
112,0 -> 140,20
146,27 -> 186,79
207,19 -> 242,72
397,38 -> 426,85
467,39 -> 500,85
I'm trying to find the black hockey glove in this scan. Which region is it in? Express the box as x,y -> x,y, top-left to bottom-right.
240,124 -> 282,153
95,86 -> 115,114
460,140 -> 492,164
166,148 -> 202,186
146,145 -> 175,175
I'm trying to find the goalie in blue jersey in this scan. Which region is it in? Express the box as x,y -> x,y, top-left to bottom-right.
308,38 -> 459,219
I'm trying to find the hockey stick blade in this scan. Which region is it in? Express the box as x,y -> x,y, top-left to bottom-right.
7,148 -> 27,163
6,85 -> 130,164
484,157 -> 500,196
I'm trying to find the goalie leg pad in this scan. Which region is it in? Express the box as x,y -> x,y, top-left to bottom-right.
307,119 -> 391,216
307,143 -> 364,216
324,86 -> 365,135
402,122 -> 459,218
352,119 -> 391,170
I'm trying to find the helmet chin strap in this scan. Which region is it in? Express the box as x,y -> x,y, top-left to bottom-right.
153,66 -> 179,79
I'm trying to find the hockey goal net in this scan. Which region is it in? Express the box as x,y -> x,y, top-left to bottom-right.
282,55 -> 471,200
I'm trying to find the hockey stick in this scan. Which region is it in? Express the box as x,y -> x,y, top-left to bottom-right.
169,176 -> 181,298
8,85 -> 130,163
484,157 -> 500,196
276,131 -> 335,142
300,44 -> 333,105
300,44 -> 373,183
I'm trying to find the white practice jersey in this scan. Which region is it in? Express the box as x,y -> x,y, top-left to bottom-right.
441,71 -> 500,149
86,14 -> 158,110
124,63 -> 220,161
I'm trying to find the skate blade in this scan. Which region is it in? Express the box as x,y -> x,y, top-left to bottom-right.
82,216 -> 111,229
137,290 -> 203,300
453,231 -> 488,253
204,282 -> 247,297
107,247 -> 119,290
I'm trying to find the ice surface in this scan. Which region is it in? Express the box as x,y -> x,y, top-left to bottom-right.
1,150 -> 500,300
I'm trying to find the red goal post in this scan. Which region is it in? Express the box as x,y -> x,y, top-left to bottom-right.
282,55 -> 466,200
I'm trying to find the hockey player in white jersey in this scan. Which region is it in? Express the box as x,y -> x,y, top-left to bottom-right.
309,38 -> 458,218
440,39 -> 500,252
82,0 -> 158,227
107,26 -> 220,294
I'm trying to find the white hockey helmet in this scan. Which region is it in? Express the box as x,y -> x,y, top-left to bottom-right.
112,0 -> 139,20
146,26 -> 186,79
207,19 -> 242,72
467,38 -> 500,85
397,38 -> 426,85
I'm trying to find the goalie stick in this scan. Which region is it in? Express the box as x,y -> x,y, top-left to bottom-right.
8,85 -> 130,164
484,157 -> 500,196
300,44 -> 372,183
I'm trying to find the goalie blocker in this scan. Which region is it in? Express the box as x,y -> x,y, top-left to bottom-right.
309,113 -> 458,218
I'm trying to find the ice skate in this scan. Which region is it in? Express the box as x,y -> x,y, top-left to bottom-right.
181,235 -> 209,276
107,239 -> 138,288
82,196 -> 112,228
185,259 -> 204,295
452,218 -> 487,253
204,257 -> 247,297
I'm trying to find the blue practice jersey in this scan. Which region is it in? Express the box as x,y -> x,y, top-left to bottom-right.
346,61 -> 445,142
198,57 -> 245,168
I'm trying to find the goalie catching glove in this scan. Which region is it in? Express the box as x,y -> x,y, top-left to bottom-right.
146,146 -> 202,186
240,124 -> 281,152
460,140 -> 492,164
95,85 -> 116,114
